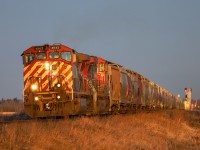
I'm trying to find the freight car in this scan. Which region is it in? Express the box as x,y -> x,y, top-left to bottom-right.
21,44 -> 183,118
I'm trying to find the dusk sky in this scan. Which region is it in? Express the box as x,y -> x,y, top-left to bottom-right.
0,1 -> 199,100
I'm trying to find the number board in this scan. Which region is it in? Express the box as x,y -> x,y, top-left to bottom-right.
50,46 -> 60,50
34,46 -> 44,51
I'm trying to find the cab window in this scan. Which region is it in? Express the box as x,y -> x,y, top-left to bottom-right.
61,52 -> 71,61
25,54 -> 34,64
49,52 -> 59,59
98,63 -> 104,72
37,52 -> 46,60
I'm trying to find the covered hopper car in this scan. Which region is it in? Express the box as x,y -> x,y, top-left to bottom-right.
21,44 -> 183,118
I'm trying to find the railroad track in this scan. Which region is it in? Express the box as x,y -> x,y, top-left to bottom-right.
0,109 -> 198,124
0,112 -> 31,123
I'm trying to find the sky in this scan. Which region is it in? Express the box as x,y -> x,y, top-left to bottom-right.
0,0 -> 199,100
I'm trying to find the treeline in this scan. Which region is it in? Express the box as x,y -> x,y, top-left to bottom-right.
0,98 -> 24,112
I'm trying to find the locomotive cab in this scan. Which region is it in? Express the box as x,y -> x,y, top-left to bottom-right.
21,44 -> 76,117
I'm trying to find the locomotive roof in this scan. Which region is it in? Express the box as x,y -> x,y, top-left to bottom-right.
21,43 -> 76,56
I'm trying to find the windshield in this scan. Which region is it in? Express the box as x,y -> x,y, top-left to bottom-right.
49,52 -> 59,59
25,53 -> 34,64
37,52 -> 46,60
61,52 -> 71,61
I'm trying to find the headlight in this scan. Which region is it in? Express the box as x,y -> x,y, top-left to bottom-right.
57,95 -> 61,99
31,84 -> 38,91
46,103 -> 50,109
57,83 -> 61,87
45,62 -> 50,70
34,96 -> 39,101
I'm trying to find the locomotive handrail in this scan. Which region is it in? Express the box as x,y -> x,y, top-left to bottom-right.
55,74 -> 74,101
50,74 -> 73,88
24,76 -> 41,91
24,76 -> 41,85
23,76 -> 41,102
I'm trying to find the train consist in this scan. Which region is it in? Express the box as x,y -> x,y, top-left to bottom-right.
21,44 -> 183,118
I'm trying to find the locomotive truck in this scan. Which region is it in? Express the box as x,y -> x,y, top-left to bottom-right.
21,44 -> 183,118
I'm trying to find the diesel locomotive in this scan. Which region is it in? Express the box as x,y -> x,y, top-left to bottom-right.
21,44 -> 183,118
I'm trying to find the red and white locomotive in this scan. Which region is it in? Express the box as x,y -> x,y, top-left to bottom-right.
21,44 -> 182,118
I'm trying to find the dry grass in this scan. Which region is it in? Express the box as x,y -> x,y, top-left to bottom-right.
0,110 -> 199,150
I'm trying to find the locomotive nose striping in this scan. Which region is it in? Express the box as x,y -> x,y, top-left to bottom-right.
24,61 -> 73,91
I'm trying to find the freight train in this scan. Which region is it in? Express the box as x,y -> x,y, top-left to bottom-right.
21,44 -> 183,118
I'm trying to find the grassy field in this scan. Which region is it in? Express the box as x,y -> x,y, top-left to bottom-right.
0,109 -> 199,150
